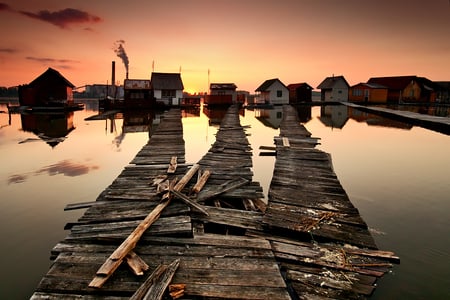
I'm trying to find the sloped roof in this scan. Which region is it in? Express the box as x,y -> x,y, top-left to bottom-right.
150,72 -> 184,90
210,83 -> 237,90
255,78 -> 287,92
287,83 -> 313,90
317,76 -> 349,89
28,68 -> 75,88
367,76 -> 416,90
350,82 -> 387,89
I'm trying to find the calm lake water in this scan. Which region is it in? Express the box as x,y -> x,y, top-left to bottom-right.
0,100 -> 449,299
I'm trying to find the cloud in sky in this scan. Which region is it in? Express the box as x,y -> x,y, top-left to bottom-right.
0,2 -> 13,12
19,7 -> 102,29
26,56 -> 80,69
0,48 -> 18,54
0,3 -> 102,29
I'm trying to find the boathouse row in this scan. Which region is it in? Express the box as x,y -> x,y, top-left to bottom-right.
31,105 -> 399,300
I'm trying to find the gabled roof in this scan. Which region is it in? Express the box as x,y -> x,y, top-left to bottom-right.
367,76 -> 416,90
287,83 -> 313,90
255,78 -> 287,92
28,68 -> 75,88
317,76 -> 349,89
350,82 -> 387,89
150,72 -> 184,90
210,83 -> 237,90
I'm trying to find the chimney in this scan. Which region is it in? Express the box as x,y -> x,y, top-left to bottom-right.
111,61 -> 116,98
126,71 -> 129,80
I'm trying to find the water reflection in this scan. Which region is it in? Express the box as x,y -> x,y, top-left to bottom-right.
19,112 -> 75,147
319,105 -> 348,129
8,159 -> 100,184
317,105 -> 415,130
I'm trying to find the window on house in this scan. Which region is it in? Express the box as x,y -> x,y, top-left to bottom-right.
352,89 -> 362,96
277,90 -> 282,97
162,90 -> 176,98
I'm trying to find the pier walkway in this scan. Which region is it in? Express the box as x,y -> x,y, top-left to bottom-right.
32,105 -> 398,299
342,102 -> 450,134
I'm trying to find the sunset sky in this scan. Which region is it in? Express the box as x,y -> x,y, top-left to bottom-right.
1,0 -> 449,93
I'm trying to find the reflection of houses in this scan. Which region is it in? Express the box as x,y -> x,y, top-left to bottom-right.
317,75 -> 349,102
203,106 -> 229,125
348,83 -> 388,103
20,112 -> 75,147
255,106 -> 283,129
367,76 -> 436,103
205,83 -> 237,106
255,78 -> 289,105
348,108 -> 413,130
296,106 -> 312,123
319,105 -> 348,129
18,68 -> 75,107
287,83 -> 313,103
124,79 -> 154,108
203,106 -> 244,126
122,110 -> 155,133
150,72 -> 184,106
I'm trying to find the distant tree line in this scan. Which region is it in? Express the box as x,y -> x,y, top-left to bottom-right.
0,86 -> 19,97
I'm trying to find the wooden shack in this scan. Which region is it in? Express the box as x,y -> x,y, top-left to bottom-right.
150,72 -> 184,106
367,76 -> 436,103
348,82 -> 388,103
287,83 -> 313,103
18,68 -> 75,107
204,83 -> 237,106
124,79 -> 154,108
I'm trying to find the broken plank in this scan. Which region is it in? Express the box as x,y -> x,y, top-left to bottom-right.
167,156 -> 177,174
130,258 -> 180,300
197,177 -> 249,203
89,164 -> 199,288
170,189 -> 209,216
191,169 -> 211,194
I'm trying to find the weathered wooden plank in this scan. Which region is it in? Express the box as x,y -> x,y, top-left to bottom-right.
130,258 -> 180,300
89,164 -> 200,288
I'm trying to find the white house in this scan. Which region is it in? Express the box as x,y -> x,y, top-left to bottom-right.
255,78 -> 289,105
317,75 -> 350,101
150,72 -> 184,106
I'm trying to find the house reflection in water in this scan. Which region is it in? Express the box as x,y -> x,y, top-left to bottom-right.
319,105 -> 349,129
255,106 -> 283,129
20,112 -> 75,147
203,106 -> 244,126
348,107 -> 413,130
255,105 -> 312,129
319,105 -> 413,130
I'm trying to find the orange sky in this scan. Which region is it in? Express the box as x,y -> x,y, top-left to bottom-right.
1,0 -> 449,93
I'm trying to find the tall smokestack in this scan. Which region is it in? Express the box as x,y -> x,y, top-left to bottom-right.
111,61 -> 116,97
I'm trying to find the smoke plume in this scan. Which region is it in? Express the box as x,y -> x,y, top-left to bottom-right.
113,40 -> 129,74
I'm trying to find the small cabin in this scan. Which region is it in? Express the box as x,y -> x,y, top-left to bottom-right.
205,83 -> 237,106
317,75 -> 349,102
255,78 -> 289,105
124,79 -> 153,108
368,76 -> 436,103
287,83 -> 313,103
348,83 -> 388,103
150,72 -> 184,106
19,68 -> 74,106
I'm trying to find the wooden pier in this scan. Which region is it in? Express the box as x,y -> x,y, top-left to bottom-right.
342,102 -> 450,134
32,105 -> 398,299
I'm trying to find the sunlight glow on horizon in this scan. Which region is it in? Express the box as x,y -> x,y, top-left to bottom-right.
1,0 -> 449,93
